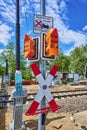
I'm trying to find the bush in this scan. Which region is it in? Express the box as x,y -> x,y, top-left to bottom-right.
61,79 -> 67,84
67,78 -> 74,82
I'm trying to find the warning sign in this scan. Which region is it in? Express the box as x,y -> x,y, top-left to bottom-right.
25,63 -> 61,116
33,14 -> 53,34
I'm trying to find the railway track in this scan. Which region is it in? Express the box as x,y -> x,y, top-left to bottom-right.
0,89 -> 87,104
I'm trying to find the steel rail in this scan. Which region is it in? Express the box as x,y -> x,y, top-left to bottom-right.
0,90 -> 87,104
0,89 -> 87,98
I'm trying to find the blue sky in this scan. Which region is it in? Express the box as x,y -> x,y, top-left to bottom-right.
0,0 -> 87,55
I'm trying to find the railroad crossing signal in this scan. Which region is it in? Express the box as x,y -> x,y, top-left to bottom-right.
46,28 -> 58,56
41,28 -> 59,60
25,63 -> 61,116
24,34 -> 40,61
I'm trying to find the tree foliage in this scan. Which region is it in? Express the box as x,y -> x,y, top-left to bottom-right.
0,42 -> 32,80
0,42 -> 87,80
50,44 -> 87,78
70,44 -> 87,76
50,50 -> 71,73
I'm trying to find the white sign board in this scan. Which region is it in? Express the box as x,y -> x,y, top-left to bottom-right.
33,14 -> 53,34
74,73 -> 79,82
67,73 -> 74,78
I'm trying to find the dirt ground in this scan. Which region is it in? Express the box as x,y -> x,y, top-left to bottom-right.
1,84 -> 87,130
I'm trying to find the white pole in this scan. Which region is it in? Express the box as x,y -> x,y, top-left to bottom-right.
84,63 -> 87,79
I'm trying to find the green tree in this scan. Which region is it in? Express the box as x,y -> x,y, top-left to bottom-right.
0,65 -> 5,75
70,44 -> 87,76
0,42 -> 33,80
50,50 -> 71,72
0,42 -> 16,79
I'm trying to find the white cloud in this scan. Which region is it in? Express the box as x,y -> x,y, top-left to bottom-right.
61,30 -> 87,55
0,49 -> 4,54
0,24 -> 12,46
83,25 -> 87,31
46,0 -> 87,55
0,0 -> 87,56
59,0 -> 67,13
0,0 -> 16,24
60,29 -> 87,46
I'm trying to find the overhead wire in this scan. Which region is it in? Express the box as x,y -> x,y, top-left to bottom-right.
24,0 -> 32,33
24,8 -> 30,33
24,0 -> 36,33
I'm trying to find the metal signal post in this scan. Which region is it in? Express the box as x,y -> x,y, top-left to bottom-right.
38,0 -> 46,130
9,0 -> 27,130
23,1 -> 60,130
16,0 -> 20,70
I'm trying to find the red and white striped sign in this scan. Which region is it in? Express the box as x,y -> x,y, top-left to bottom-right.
25,63 -> 61,116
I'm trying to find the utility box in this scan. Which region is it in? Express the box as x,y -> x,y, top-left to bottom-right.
5,75 -> 10,90
66,73 -> 79,83
73,73 -> 79,82
11,88 -> 27,104
66,73 -> 74,82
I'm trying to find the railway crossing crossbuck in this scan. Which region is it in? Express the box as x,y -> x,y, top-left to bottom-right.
25,63 -> 61,116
